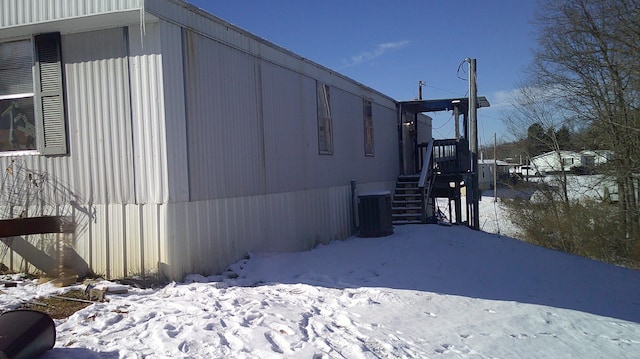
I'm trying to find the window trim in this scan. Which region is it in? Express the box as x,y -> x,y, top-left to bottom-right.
363,98 -> 374,156
0,38 -> 37,154
316,82 -> 333,155
0,33 -> 67,157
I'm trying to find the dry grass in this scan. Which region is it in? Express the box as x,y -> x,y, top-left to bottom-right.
20,290 -> 93,319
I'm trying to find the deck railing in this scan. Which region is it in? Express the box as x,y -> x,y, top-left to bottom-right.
418,138 -> 470,174
416,138 -> 471,223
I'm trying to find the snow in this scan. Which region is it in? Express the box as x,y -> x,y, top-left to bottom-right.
2,201 -> 640,358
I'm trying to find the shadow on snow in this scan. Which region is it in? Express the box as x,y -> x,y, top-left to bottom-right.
229,224 -> 640,323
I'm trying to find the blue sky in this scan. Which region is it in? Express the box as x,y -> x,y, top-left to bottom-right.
186,0 -> 539,145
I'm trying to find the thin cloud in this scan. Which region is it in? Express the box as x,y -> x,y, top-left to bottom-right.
492,84 -> 565,109
341,40 -> 410,67
491,89 -> 520,109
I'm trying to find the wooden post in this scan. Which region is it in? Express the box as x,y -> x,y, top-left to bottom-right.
468,58 -> 480,230
494,133 -> 498,202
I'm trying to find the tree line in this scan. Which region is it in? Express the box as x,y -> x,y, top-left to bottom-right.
496,0 -> 640,269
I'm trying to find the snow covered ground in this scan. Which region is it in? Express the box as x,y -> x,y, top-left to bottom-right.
1,197 -> 640,358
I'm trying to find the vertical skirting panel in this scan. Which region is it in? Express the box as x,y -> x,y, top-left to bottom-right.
60,203 -> 166,279
124,204 -> 141,276
1,183 -> 391,280
90,205 -> 109,277
163,184 -> 362,280
141,203 -> 162,277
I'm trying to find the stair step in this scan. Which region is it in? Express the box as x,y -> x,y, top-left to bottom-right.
392,219 -> 424,225
393,199 -> 421,204
393,193 -> 421,201
393,204 -> 421,209
393,213 -> 422,219
395,191 -> 420,196
393,175 -> 426,225
396,182 -> 419,188
395,188 -> 419,193
398,174 -> 420,179
393,205 -> 421,210
394,212 -> 421,217
395,189 -> 419,194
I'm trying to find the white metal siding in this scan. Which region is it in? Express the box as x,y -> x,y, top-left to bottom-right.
127,22 -> 169,204
163,184 -> 359,280
63,28 -> 135,204
1,1 -> 406,280
143,0 -> 397,110
330,87 -> 368,183
182,29 -> 266,200
260,61 -> 313,193
180,32 -> 400,198
0,0 -> 141,28
65,203 -> 163,278
1,202 -> 165,279
0,26 -> 166,279
373,104 -> 403,178
159,21 -> 190,203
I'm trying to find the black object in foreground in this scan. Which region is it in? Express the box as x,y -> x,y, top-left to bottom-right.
0,310 -> 55,359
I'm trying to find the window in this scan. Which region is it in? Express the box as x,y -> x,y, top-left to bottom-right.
363,99 -> 373,156
0,33 -> 67,156
0,40 -> 35,151
316,82 -> 333,154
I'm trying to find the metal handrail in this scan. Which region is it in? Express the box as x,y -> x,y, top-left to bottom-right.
418,139 -> 434,189
418,140 -> 434,223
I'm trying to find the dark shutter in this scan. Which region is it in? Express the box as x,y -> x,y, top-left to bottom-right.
34,33 -> 67,156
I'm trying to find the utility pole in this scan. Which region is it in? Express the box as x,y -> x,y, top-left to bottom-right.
494,132 -> 497,202
453,102 -> 460,140
468,58 -> 480,230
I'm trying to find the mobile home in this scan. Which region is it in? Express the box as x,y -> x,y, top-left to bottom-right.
0,0 -> 424,279
530,150 -> 598,174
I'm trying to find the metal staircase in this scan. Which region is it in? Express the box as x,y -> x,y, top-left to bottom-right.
392,175 -> 423,225
392,139 -> 468,225
392,140 -> 436,225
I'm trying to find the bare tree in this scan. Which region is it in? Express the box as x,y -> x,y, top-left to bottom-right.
504,84 -> 573,204
532,0 -> 640,243
503,0 -> 640,266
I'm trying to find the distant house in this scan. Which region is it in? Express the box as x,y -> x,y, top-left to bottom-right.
0,0 -> 427,280
580,150 -> 613,167
478,159 -> 510,190
530,150 -> 610,174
